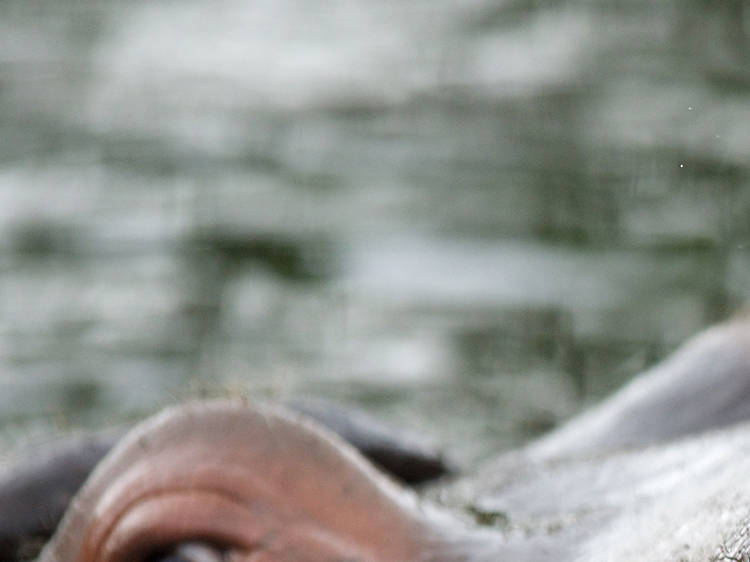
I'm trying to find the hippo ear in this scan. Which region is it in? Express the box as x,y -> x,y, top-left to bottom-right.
37,401 -> 440,562
0,431 -> 122,561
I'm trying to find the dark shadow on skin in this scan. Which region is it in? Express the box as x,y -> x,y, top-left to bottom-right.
282,398 -> 452,484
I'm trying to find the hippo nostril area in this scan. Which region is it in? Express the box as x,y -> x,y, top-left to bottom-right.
147,541 -> 227,562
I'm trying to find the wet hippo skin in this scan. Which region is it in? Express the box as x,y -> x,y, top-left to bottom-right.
19,314 -> 750,560
37,402 -> 445,562
0,400 -> 449,560
527,313 -> 750,459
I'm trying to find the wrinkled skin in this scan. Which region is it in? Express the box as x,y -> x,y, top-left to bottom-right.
0,400 -> 450,561
38,403 -> 442,562
11,314 -> 750,561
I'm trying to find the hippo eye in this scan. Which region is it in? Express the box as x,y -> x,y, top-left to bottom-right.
146,541 -> 227,562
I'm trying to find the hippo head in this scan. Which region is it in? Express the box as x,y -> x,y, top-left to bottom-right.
37,401 -> 468,562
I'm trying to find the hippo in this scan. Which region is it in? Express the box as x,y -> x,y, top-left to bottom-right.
0,399 -> 451,560
5,313 -> 750,561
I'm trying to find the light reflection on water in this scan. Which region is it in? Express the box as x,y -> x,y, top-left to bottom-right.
1,0 -> 749,463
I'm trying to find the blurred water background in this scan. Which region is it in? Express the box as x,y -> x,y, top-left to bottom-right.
1,0 -> 750,464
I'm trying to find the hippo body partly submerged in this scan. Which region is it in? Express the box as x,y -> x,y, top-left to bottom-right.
449,414 -> 750,561
5,314 -> 750,561
446,314 -> 750,561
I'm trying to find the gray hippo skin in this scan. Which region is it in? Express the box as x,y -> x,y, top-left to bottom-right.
15,313 -> 750,560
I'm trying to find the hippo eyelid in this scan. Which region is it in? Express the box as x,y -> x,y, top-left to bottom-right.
91,488 -> 268,562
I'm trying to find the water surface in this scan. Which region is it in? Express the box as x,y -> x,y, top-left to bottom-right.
1,0 -> 749,464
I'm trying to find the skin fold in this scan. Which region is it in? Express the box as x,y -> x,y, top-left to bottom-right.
37,402 -> 450,562
14,313 -> 750,560
0,398 -> 450,560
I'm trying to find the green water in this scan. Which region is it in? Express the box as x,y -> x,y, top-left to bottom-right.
1,0 -> 749,464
